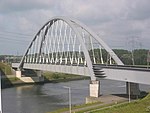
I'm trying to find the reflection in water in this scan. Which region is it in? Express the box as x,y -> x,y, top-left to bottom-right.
2,80 -> 150,113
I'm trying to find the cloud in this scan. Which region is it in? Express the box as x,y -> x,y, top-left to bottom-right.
0,0 -> 56,14
0,0 -> 150,54
126,0 -> 150,20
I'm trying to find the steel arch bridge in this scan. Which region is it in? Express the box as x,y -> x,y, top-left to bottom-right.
12,16 -> 150,85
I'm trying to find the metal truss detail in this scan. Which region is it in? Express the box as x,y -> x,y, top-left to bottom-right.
18,16 -> 124,80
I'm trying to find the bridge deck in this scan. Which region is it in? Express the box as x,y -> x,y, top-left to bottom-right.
93,64 -> 150,72
12,63 -> 150,85
12,63 -> 90,77
93,64 -> 150,85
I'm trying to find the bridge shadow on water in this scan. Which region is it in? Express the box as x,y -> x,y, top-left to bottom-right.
22,69 -> 37,77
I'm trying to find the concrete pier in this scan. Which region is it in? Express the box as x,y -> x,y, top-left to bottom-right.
36,70 -> 42,77
16,70 -> 22,78
89,80 -> 100,97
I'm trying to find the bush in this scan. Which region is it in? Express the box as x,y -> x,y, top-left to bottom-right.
51,73 -> 60,79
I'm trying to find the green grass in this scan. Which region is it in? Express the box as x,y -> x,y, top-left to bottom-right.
0,62 -> 12,75
48,100 -> 126,113
75,101 -> 125,113
7,77 -> 20,82
43,71 -> 89,81
90,93 -> 150,113
1,77 -> 20,83
48,93 -> 150,113
47,101 -> 102,113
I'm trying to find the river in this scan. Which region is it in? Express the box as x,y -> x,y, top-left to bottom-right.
2,79 -> 150,113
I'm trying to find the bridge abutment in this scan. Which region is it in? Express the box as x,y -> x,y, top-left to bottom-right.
16,70 -> 22,78
89,80 -> 100,97
126,82 -> 140,98
15,70 -> 44,83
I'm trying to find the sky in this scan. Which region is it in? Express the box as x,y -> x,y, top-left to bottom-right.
0,0 -> 150,55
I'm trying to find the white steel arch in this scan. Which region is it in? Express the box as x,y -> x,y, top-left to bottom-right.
69,18 -> 124,65
18,16 -> 123,80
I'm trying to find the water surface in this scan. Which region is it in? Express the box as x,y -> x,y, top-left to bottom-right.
2,79 -> 150,113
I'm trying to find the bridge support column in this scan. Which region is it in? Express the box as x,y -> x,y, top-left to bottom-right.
36,70 -> 42,77
126,82 -> 140,98
35,70 -> 44,82
89,80 -> 100,97
16,70 -> 22,78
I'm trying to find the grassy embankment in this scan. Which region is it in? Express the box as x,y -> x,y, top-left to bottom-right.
0,62 -> 12,75
89,93 -> 150,113
47,101 -> 102,113
43,71 -> 89,83
0,62 -> 21,88
47,92 -> 150,113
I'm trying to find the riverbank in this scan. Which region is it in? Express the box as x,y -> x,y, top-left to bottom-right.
89,92 -> 150,113
48,94 -> 129,113
1,73 -> 90,89
43,71 -> 90,83
1,62 -> 90,88
48,92 -> 150,113
2,77 -> 150,113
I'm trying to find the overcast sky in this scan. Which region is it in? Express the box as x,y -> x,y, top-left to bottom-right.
0,0 -> 150,55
